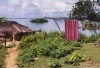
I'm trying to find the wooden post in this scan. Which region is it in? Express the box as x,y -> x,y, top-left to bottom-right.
4,36 -> 6,47
13,34 -> 15,41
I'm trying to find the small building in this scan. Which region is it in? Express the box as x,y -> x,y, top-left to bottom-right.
0,21 -> 36,42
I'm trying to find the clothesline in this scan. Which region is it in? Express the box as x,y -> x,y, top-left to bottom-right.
8,17 -> 68,20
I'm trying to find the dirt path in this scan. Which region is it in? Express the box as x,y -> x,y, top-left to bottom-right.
5,42 -> 19,68
80,61 -> 100,68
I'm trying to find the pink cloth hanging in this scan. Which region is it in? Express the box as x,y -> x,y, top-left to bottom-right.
65,20 -> 79,41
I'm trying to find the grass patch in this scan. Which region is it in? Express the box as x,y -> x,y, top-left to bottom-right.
0,44 -> 5,68
29,44 -> 100,68
74,43 -> 100,62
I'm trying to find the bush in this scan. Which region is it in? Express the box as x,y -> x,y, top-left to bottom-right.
18,32 -> 82,67
78,34 -> 100,43
78,34 -> 90,43
19,35 -> 35,49
39,44 -> 58,56
50,46 -> 74,59
18,48 -> 37,63
0,44 -> 4,50
71,42 -> 82,47
64,52 -> 86,65
90,35 -> 99,43
0,17 -> 8,24
48,60 -> 61,68
0,44 -> 5,68
19,32 -> 77,59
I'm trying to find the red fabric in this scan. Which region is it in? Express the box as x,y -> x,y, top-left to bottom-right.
65,20 -> 79,41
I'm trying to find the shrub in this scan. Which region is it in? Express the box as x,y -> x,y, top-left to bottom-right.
0,44 -> 4,50
48,32 -> 61,37
0,17 -> 8,24
19,35 -> 35,49
48,60 -> 61,68
18,48 -> 37,63
18,32 -> 80,67
0,44 -> 5,68
78,34 -> 90,43
64,52 -> 86,65
71,42 -> 82,47
50,46 -> 74,59
78,34 -> 100,43
90,35 -> 99,43
39,44 -> 58,56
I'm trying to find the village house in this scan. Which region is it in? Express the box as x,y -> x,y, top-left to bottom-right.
0,21 -> 36,42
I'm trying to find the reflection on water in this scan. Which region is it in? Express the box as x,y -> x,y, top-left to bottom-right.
10,19 -> 100,36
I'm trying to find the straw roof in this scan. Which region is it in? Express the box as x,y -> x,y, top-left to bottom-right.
0,21 -> 33,35
0,32 -> 5,37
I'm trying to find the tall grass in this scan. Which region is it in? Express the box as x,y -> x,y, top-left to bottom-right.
78,34 -> 100,43
0,44 -> 5,68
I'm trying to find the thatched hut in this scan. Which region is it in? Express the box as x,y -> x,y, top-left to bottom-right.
0,32 -> 6,42
0,21 -> 35,41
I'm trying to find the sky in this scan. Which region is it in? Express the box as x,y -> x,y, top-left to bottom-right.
0,0 -> 79,18
0,0 -> 99,35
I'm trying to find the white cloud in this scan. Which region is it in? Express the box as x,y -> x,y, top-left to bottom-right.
55,1 -> 67,11
8,0 -> 22,7
32,0 -> 73,14
0,0 -> 77,17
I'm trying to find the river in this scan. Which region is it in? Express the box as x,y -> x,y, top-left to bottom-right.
9,19 -> 100,36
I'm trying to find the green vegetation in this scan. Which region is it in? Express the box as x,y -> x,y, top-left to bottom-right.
30,18 -> 48,24
64,52 -> 86,65
0,44 -> 5,68
48,60 -> 61,68
70,0 -> 100,22
17,32 -> 100,68
0,17 -> 8,24
78,34 -> 100,43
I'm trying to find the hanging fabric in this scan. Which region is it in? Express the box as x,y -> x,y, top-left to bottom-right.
65,20 -> 79,41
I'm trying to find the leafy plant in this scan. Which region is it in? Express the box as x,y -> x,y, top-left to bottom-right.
0,44 -> 4,50
90,35 -> 99,43
48,60 -> 61,68
0,44 -> 5,68
50,46 -> 74,59
64,52 -> 86,65
78,34 -> 100,43
39,44 -> 58,56
78,34 -> 90,43
19,35 -> 35,49
18,48 -> 37,63
18,32 -> 83,67
71,42 -> 82,47
0,17 -> 8,24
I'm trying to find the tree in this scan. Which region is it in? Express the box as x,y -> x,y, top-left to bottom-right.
0,17 -> 8,24
70,0 -> 100,22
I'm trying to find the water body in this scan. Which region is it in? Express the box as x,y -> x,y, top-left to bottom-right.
9,19 -> 100,36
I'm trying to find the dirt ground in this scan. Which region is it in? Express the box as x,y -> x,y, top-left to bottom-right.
80,60 -> 100,68
5,42 -> 19,68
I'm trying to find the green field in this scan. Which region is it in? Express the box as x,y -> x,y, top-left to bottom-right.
17,32 -> 100,68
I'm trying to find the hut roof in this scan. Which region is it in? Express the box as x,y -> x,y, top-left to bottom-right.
0,32 -> 5,37
0,21 -> 33,34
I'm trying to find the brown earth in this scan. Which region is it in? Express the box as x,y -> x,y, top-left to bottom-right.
5,42 -> 19,68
